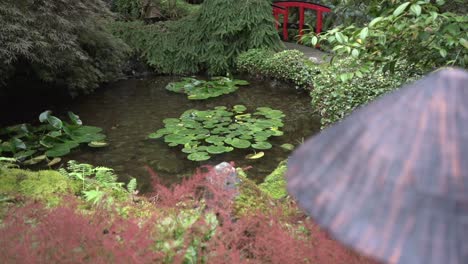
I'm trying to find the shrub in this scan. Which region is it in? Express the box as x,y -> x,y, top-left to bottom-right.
0,164 -> 376,263
0,0 -> 130,96
110,0 -> 283,75
304,0 -> 468,76
310,59 -> 421,127
112,0 -> 200,20
236,49 -> 317,89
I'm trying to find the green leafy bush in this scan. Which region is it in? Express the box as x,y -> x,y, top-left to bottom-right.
237,49 -> 317,89
110,0 -> 283,75
112,0 -> 200,20
166,77 -> 249,100
311,59 -> 421,127
305,0 -> 468,76
0,0 -> 130,96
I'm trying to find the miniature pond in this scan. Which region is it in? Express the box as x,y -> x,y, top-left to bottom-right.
2,76 -> 320,191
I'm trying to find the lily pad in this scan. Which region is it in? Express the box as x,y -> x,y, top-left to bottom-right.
225,138 -> 251,149
246,152 -> 265,159
206,145 -> 233,154
88,141 -> 109,148
252,142 -> 272,150
187,152 -> 211,161
233,105 -> 247,113
280,143 -> 295,151
47,157 -> 61,166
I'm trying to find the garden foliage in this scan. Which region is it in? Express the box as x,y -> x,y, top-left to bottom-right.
305,0 -> 467,77
110,0 -> 283,75
236,49 -> 317,89
0,0 -> 130,96
310,59 -> 421,127
113,0 -> 200,20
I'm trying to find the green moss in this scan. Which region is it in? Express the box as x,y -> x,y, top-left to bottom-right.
258,160 -> 287,199
0,168 -> 79,206
234,168 -> 272,216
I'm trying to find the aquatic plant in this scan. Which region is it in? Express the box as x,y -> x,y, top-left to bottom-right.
0,111 -> 107,164
165,77 -> 249,100
148,105 -> 284,161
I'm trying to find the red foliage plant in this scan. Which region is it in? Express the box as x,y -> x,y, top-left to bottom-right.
0,166 -> 377,264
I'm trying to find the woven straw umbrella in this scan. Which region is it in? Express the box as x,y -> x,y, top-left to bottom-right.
286,68 -> 468,264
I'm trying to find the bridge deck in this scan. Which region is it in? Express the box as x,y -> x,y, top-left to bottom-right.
282,41 -> 329,63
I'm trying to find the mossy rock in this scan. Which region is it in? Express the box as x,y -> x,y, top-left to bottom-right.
0,168 -> 79,206
258,160 -> 288,199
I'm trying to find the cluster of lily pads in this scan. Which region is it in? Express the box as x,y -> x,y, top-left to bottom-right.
0,111 -> 107,165
165,77 -> 249,100
148,105 -> 285,161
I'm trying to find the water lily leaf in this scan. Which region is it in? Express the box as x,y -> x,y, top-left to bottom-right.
205,135 -> 225,144
280,143 -> 295,151
148,131 -> 165,139
206,145 -> 233,154
163,118 -> 181,124
88,141 -> 108,148
68,112 -> 82,125
47,157 -> 61,166
187,152 -> 210,161
252,142 -> 272,150
233,105 -> 247,113
225,138 -> 250,148
232,79 -> 249,86
182,146 -> 198,153
239,134 -> 253,140
246,152 -> 264,159
270,130 -> 284,136
168,142 -> 178,147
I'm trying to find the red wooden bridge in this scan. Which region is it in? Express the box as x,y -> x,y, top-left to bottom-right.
272,1 -> 331,41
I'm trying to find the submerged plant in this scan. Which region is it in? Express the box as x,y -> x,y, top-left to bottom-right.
0,111 -> 107,164
165,77 -> 249,100
149,105 -> 285,161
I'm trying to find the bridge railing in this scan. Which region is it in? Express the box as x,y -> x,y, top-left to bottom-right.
272,1 -> 331,41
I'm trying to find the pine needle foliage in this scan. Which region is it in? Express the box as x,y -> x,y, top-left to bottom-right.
0,0 -> 130,96
111,0 -> 283,75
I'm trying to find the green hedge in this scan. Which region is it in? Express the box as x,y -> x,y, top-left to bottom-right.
236,48 -> 421,128
236,49 -> 316,89
311,59 -> 421,127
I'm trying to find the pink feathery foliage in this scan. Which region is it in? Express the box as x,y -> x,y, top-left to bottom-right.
146,165 -> 236,218
0,200 -> 162,264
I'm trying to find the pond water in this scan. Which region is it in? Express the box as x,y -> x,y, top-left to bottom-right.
2,76 -> 320,192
